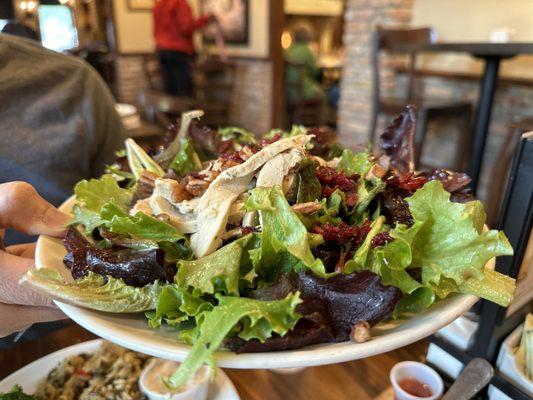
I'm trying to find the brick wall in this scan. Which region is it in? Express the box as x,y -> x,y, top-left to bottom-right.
114,56 -> 273,134
338,0 -> 414,148
337,0 -> 533,202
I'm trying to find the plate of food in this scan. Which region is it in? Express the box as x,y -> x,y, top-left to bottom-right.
0,339 -> 240,399
23,107 -> 516,389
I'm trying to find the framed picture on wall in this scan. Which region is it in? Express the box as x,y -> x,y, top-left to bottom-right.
201,0 -> 269,58
201,0 -> 249,45
128,0 -> 155,11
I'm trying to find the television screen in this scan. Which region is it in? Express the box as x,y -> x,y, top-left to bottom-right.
38,5 -> 78,52
0,20 -> 9,32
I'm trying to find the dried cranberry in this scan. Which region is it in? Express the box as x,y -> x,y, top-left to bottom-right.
259,133 -> 282,148
241,226 -> 258,235
220,151 -> 244,164
371,232 -> 394,248
387,172 -> 427,192
218,139 -> 235,154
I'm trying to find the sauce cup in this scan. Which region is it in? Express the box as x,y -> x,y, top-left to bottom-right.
139,359 -> 210,400
390,361 -> 444,400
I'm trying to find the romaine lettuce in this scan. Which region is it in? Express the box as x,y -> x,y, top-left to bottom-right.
21,268 -> 161,312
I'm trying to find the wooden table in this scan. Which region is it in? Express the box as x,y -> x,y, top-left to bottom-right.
394,42 -> 533,193
0,324 -> 428,400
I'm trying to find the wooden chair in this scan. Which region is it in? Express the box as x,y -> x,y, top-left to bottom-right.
370,27 -> 473,170
285,61 -> 323,127
192,58 -> 235,127
139,55 -> 195,127
486,117 -> 533,225
142,54 -> 165,92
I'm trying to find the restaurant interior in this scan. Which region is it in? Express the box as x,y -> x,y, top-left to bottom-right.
0,0 -> 532,399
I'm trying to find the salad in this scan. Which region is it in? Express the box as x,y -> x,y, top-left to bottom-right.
22,106 -> 515,389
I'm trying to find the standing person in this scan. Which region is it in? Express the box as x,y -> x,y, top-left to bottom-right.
284,27 -> 324,102
153,0 -> 214,97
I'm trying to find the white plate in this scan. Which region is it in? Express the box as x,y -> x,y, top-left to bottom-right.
34,196 -> 483,369
0,339 -> 240,400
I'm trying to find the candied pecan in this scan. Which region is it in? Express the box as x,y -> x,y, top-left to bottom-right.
350,321 -> 371,343
185,179 -> 209,196
138,171 -> 158,189
291,202 -> 323,215
171,181 -> 192,203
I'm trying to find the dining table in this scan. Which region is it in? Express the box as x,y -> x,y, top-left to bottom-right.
394,42 -> 533,194
0,323 -> 428,400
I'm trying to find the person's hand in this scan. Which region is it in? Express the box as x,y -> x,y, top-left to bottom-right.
0,182 -> 71,338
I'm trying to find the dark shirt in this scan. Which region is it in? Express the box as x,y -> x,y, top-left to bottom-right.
0,34 -> 125,243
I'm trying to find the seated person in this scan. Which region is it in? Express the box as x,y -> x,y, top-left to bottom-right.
284,27 -> 325,102
0,33 -> 125,244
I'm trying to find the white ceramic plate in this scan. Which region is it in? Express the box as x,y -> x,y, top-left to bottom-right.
0,339 -> 240,400
34,196 -> 484,369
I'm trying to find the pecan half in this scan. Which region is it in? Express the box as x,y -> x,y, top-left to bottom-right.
350,321 -> 371,343
185,179 -> 210,196
291,202 -> 323,215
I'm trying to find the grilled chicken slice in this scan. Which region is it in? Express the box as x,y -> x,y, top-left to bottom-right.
191,135 -> 312,258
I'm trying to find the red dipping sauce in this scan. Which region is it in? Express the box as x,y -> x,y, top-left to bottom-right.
398,378 -> 433,398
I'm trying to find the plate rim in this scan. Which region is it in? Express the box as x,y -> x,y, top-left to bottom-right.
0,338 -> 240,399
33,195 -> 482,369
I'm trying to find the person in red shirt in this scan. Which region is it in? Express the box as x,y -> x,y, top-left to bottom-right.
153,0 -> 213,96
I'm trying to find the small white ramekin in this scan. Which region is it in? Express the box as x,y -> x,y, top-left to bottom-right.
139,359 -> 210,400
390,361 -> 444,400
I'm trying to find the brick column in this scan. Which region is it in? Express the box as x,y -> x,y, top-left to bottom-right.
338,0 -> 414,148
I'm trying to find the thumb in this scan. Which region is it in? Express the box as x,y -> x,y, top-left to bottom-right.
0,182 -> 71,238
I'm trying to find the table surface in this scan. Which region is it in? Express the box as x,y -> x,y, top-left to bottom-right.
394,42 -> 533,56
0,325 -> 428,400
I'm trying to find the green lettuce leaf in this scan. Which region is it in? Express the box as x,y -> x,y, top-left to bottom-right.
245,186 -> 330,278
175,235 -> 255,296
218,126 -> 257,144
168,292 -> 301,389
352,181 -> 514,315
74,175 -> 132,212
21,269 -> 160,312
355,177 -> 386,216
169,138 -> 202,176
398,181 -> 513,287
338,149 -> 373,176
146,285 -> 212,328
344,216 -> 385,274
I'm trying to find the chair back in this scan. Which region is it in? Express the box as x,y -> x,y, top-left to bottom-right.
193,58 -> 235,126
142,55 -> 164,92
137,90 -> 193,128
369,26 -> 435,140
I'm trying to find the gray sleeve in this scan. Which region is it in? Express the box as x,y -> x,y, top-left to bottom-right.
83,65 -> 126,178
